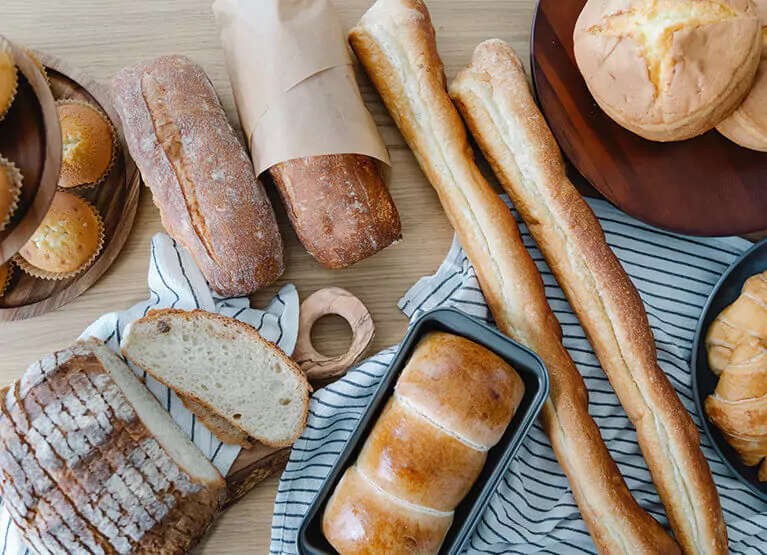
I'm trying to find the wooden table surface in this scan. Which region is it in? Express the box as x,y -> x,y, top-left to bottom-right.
1,0 -> 537,552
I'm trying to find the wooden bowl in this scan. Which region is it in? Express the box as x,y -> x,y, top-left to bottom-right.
0,42 -> 60,264
531,0 -> 767,237
0,51 -> 141,321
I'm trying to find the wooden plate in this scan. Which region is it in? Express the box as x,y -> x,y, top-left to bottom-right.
0,51 -> 141,321
531,0 -> 767,237
0,43 -> 60,264
692,238 -> 767,501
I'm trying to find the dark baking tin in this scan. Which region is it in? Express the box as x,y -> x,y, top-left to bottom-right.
297,307 -> 550,554
692,236 -> 767,501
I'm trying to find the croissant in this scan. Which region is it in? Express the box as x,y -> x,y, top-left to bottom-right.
706,271 -> 767,375
705,335 -> 767,478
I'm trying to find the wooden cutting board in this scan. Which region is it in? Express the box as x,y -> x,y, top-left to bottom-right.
531,0 -> 767,237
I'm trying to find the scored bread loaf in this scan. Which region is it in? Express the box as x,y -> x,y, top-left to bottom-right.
449,38 -> 726,553
0,338 -> 226,555
322,332 -> 524,554
121,309 -> 310,448
111,55 -> 284,297
349,2 -> 681,553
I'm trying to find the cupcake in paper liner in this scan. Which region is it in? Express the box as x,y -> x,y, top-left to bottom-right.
0,155 -> 22,232
0,39 -> 18,122
0,261 -> 12,297
21,46 -> 48,84
16,191 -> 104,280
56,99 -> 117,190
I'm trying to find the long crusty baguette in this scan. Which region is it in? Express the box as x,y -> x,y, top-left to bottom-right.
449,39 -> 727,554
349,2 -> 679,553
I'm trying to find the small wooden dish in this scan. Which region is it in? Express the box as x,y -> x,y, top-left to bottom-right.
531,0 -> 767,237
0,50 -> 141,321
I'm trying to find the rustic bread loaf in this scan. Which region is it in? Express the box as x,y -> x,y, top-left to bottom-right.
111,55 -> 284,297
268,154 -> 401,269
121,309 -> 311,448
322,332 -> 524,554
0,338 -> 226,554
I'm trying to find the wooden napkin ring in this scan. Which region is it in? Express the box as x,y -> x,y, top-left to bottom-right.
294,287 -> 375,381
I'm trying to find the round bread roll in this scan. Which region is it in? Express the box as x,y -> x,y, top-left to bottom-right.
18,191 -> 103,278
717,0 -> 767,150
574,0 -> 762,142
0,40 -> 16,122
57,101 -> 115,189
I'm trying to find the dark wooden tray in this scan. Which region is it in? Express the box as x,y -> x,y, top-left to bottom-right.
531,0 -> 767,237
0,50 -> 141,321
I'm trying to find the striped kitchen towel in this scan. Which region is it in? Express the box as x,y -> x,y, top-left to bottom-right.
0,232 -> 299,555
270,197 -> 767,555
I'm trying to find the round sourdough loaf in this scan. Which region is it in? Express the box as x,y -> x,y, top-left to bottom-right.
574,0 -> 762,142
717,0 -> 767,150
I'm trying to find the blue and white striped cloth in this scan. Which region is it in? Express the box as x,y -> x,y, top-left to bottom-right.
270,197 -> 767,554
0,233 -> 300,555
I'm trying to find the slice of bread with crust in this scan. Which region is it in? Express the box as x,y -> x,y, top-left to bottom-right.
121,309 -> 310,448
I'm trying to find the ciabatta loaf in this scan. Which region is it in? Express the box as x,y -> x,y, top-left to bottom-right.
121,309 -> 310,448
0,338 -> 225,555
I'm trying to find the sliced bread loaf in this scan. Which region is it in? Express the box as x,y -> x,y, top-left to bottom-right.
121,309 -> 311,448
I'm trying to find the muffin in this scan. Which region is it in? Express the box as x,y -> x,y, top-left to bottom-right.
17,191 -> 104,279
0,261 -> 11,297
574,0 -> 762,142
57,100 -> 116,189
0,39 -> 17,122
0,155 -> 22,232
21,46 -> 48,84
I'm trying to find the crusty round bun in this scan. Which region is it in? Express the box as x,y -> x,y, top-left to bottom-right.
0,155 -> 22,232
574,0 -> 762,142
717,0 -> 767,150
18,191 -> 103,278
0,40 -> 17,122
57,101 -> 115,189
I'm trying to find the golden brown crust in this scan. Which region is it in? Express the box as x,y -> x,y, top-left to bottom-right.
351,3 -> 682,553
178,394 -> 254,449
574,0 -> 761,141
0,39 -> 17,122
17,191 -> 104,277
269,154 -> 401,269
450,38 -> 725,554
56,100 -> 116,189
111,55 -> 284,297
122,308 -> 310,448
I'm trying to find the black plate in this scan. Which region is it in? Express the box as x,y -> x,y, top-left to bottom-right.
692,237 -> 767,501
297,307 -> 550,555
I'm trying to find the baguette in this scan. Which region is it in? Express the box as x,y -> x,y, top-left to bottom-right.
449,39 -> 726,554
349,2 -> 679,553
111,55 -> 284,297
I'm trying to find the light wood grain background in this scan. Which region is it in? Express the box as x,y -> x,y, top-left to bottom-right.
1,0 -> 537,552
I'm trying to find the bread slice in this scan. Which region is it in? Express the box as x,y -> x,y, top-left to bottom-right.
0,338 -> 226,554
121,309 -> 311,448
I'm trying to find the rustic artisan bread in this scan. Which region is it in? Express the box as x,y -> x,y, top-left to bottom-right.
349,2 -> 681,553
450,38 -> 726,554
574,0 -> 762,142
111,55 -> 284,297
323,332 -> 523,553
718,0 -> 767,149
121,309 -> 311,448
706,336 -> 767,473
707,270 -> 767,374
17,191 -> 104,279
56,101 -> 115,189
0,338 -> 226,554
268,154 -> 401,269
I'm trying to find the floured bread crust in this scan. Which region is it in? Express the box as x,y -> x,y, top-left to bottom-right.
574,0 -> 762,141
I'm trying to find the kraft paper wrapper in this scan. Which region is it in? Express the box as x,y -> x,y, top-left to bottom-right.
212,0 -> 390,175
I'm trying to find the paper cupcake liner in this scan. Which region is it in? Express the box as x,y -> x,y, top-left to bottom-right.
0,260 -> 13,298
55,98 -> 118,191
15,198 -> 105,281
0,39 -> 18,123
0,155 -> 22,233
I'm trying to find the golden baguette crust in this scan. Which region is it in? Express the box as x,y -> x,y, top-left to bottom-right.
350,3 -> 680,553
449,38 -> 726,554
574,0 -> 761,142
